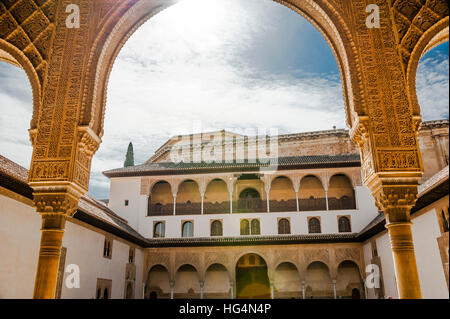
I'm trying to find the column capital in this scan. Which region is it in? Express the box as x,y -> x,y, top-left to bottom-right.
368,176 -> 420,224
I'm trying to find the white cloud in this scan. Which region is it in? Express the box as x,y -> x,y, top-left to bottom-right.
1,0 -> 447,200
416,51 -> 449,120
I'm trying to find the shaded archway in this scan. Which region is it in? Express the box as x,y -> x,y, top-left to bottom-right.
146,265 -> 170,299
274,262 -> 301,299
176,180 -> 201,215
305,261 -> 333,299
204,263 -> 230,299
298,175 -> 326,211
204,179 -> 229,214
237,188 -> 263,213
336,260 -> 364,299
148,180 -> 173,216
174,264 -> 200,298
328,174 -> 355,210
236,253 -> 270,299
270,176 -> 296,212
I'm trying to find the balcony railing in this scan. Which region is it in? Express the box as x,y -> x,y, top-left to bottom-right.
328,196 -> 356,210
299,198 -> 327,211
234,198 -> 267,213
147,203 -> 173,216
175,202 -> 201,215
269,199 -> 297,212
204,201 -> 230,214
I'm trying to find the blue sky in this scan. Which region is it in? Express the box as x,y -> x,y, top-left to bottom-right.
0,0 -> 448,199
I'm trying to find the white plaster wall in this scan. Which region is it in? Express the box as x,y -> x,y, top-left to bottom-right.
362,242 -> 376,299
411,210 -> 449,299
375,233 -> 399,299
108,177 -> 142,230
0,194 -> 40,298
0,193 -> 144,299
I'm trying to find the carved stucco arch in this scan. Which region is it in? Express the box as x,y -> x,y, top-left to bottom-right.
234,250 -> 273,281
406,16 -> 449,117
203,262 -> 232,284
328,172 -> 356,189
336,259 -> 365,281
146,263 -> 170,283
0,39 -> 41,131
82,0 -> 363,139
149,178 -> 173,195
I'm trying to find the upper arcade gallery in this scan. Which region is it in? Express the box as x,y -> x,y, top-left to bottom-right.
0,0 -> 448,299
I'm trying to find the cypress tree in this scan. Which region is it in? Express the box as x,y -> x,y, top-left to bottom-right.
124,142 -> 135,167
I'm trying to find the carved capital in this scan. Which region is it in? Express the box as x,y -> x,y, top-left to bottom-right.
32,184 -> 83,218
368,175 -> 420,224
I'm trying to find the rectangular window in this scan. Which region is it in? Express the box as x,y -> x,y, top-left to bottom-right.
128,247 -> 135,264
124,200 -> 129,206
103,237 -> 113,259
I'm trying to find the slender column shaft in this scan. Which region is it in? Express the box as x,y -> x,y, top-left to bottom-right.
270,282 -> 274,299
173,195 -> 176,216
386,222 -> 422,299
230,282 -> 234,299
325,190 -> 329,211
295,191 -> 299,212
201,194 -> 204,215
33,214 -> 67,299
229,192 -> 233,214
302,281 -> 306,299
332,280 -> 337,299
170,281 -> 175,299
200,281 -> 204,299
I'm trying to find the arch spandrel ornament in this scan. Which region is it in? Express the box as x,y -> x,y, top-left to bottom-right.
0,0 -> 446,299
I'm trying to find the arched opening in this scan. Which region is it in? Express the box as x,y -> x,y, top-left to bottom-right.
0,56 -> 34,171
210,220 -> 223,236
414,41 -> 449,182
175,264 -> 200,298
237,188 -> 263,213
148,181 -> 173,216
270,176 -> 296,212
274,262 -> 301,298
250,219 -> 261,235
153,222 -> 165,238
240,219 -> 250,235
336,260 -> 364,299
204,179 -> 229,214
278,218 -> 291,234
338,216 -> 351,233
182,221 -> 194,237
236,254 -> 270,299
176,180 -> 201,215
308,217 -> 321,234
298,176 -> 326,211
204,263 -> 230,299
146,265 -> 170,299
328,174 -> 355,210
305,261 -> 332,299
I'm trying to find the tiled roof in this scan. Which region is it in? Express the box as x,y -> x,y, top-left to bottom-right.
103,154 -> 361,177
0,155 -> 146,245
358,165 -> 449,240
146,233 -> 357,247
0,155 -> 29,183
